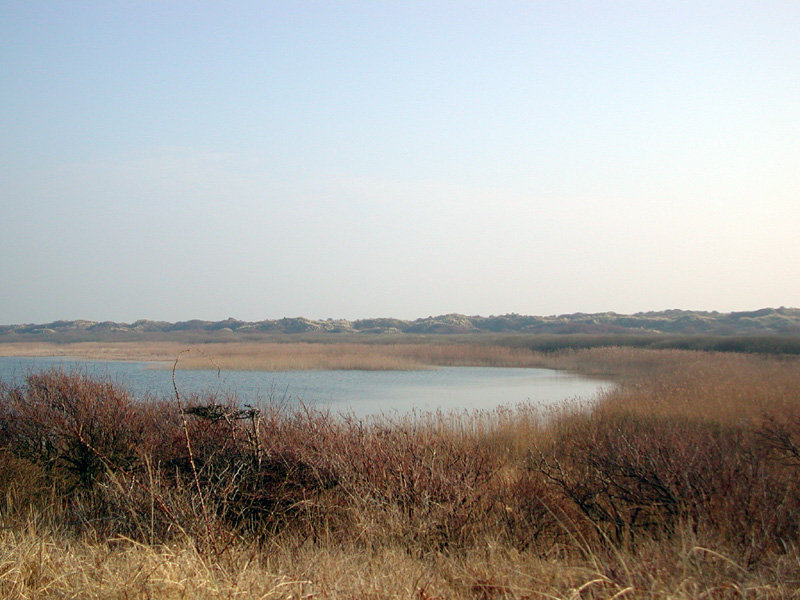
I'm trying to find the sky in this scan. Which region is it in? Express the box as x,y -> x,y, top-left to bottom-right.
1,1 -> 799,324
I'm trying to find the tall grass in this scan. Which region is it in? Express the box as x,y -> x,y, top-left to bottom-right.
2,349 -> 800,597
0,341 -> 550,370
168,342 -> 548,370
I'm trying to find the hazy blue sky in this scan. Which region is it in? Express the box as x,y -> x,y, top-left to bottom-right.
2,2 -> 799,323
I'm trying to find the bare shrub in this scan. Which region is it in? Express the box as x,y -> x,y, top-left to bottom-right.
534,407 -> 800,563
0,370 -> 146,490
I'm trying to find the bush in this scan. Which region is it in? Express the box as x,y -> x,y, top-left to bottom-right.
534,408 -> 800,562
0,370 -> 146,490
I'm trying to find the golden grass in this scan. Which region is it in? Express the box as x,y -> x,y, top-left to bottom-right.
0,341 -> 187,362
555,347 -> 800,423
0,341 -> 552,370
3,526 -> 793,599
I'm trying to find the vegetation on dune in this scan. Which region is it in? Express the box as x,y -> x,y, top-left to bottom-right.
4,307 -> 800,340
4,309 -> 800,363
2,348 -> 800,597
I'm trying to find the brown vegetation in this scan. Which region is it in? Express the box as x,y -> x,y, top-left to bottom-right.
2,348 -> 800,597
0,340 -> 554,370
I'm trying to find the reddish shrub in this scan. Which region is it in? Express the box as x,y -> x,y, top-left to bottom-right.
534,409 -> 800,560
0,370 -> 146,489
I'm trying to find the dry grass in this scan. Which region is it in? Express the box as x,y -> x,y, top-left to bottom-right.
0,341 -> 551,370
0,341 -> 187,362
170,342 -> 550,370
2,526 -> 797,598
3,348 -> 800,597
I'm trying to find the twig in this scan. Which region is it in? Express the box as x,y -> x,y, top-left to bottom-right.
173,348 -> 218,553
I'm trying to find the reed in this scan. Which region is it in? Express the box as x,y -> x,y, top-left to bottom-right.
0,341 -> 552,370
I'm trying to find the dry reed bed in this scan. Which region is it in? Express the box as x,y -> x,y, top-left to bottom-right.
2,348 -> 800,597
170,342 -> 549,370
0,340 -> 558,370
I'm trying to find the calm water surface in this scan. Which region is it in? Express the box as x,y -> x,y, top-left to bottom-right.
0,356 -> 609,418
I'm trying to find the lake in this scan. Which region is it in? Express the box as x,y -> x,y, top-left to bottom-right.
0,356 -> 609,418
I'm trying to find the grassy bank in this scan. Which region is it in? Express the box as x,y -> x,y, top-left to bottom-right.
2,348 -> 800,597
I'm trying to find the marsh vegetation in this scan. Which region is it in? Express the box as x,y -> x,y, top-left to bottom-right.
0,340 -> 560,371
2,347 -> 800,597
